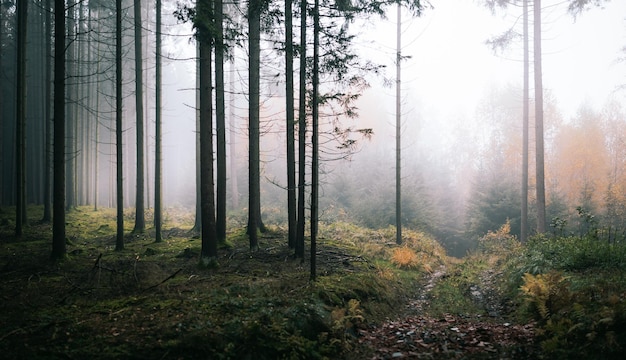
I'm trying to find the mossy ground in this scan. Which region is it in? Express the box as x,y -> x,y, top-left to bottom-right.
0,206 -> 445,360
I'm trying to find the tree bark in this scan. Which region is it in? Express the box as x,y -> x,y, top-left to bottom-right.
229,57 -> 239,209
216,0 -> 227,243
521,0 -> 529,242
395,3 -> 402,245
247,0 -> 261,250
286,0 -> 296,249
0,0 -> 3,210
16,0 -> 28,238
42,0 -> 53,222
93,4 -> 102,212
155,0 -> 163,243
52,0 -> 67,260
311,0 -> 320,281
534,0 -> 546,233
193,42 -> 202,233
198,0 -> 218,260
295,0 -> 307,259
115,0 -> 125,251
66,0 -> 75,211
133,0 -> 146,233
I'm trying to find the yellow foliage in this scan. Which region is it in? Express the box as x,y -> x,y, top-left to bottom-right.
520,271 -> 571,321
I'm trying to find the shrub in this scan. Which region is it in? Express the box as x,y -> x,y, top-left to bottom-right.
478,221 -> 520,252
391,247 -> 419,269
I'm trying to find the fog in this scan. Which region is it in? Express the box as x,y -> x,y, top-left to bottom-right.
1,0 -> 625,255
148,0 -> 626,255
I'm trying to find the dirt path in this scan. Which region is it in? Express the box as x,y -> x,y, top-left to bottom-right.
405,266 -> 447,314
354,266 -> 537,359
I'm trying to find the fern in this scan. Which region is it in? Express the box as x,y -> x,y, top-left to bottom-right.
520,271 -> 570,321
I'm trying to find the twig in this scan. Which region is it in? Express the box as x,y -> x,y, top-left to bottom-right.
0,327 -> 26,342
133,256 -> 139,285
143,268 -> 182,292
91,253 -> 102,272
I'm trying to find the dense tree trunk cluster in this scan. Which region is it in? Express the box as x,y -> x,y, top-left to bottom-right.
3,0 -> 617,277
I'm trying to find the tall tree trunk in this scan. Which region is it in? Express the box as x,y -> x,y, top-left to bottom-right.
144,0 -> 151,210
52,0 -> 67,260
66,0 -> 75,211
15,0 -> 28,239
229,57 -> 239,209
42,0 -> 52,222
193,42 -> 202,233
133,0 -> 146,233
295,0 -> 307,259
216,0 -> 227,243
78,0 -> 87,206
310,0 -> 319,281
285,0 -> 296,249
534,0 -> 546,233
0,0 -> 3,210
155,0 -> 163,243
521,0 -> 529,242
115,0 -> 125,251
198,0 -> 217,260
247,0 -> 261,250
395,3 -> 402,245
94,6 -> 102,212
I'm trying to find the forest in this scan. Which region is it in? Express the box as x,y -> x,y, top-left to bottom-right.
1,0 -> 626,358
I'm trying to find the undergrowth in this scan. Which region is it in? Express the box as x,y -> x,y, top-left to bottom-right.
0,206 -> 444,360
429,217 -> 626,359
499,220 -> 626,359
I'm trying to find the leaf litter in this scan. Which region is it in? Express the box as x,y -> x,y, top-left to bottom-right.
353,266 -> 538,359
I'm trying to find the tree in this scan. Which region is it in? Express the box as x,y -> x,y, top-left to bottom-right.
154,0 -> 163,243
285,0 -> 296,249
521,0 -> 529,242
484,0 -> 530,240
229,56 -> 239,210
197,0 -> 218,261
534,0 -> 546,233
0,1 -> 4,212
467,176 -> 521,239
65,0 -> 76,211
42,0 -> 53,223
52,0 -> 66,260
133,0 -> 146,233
295,0 -> 307,259
395,3 -> 402,245
193,41 -> 201,233
247,0 -> 262,250
115,0 -> 124,251
15,0 -> 27,239
216,0 -> 227,244
310,0 -> 320,281
551,107 -> 608,212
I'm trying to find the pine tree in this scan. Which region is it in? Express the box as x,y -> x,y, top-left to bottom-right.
52,0 -> 67,260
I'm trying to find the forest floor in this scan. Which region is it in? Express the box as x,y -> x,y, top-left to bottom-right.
1,206 -> 540,359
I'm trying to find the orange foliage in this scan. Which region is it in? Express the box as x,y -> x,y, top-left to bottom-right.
391,247 -> 419,269
549,107 -> 609,209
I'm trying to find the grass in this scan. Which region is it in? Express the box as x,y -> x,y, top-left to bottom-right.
10,206 -> 624,358
0,206 -> 444,360
425,253 -> 490,317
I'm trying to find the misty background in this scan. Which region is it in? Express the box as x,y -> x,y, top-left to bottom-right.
1,0 -> 625,256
